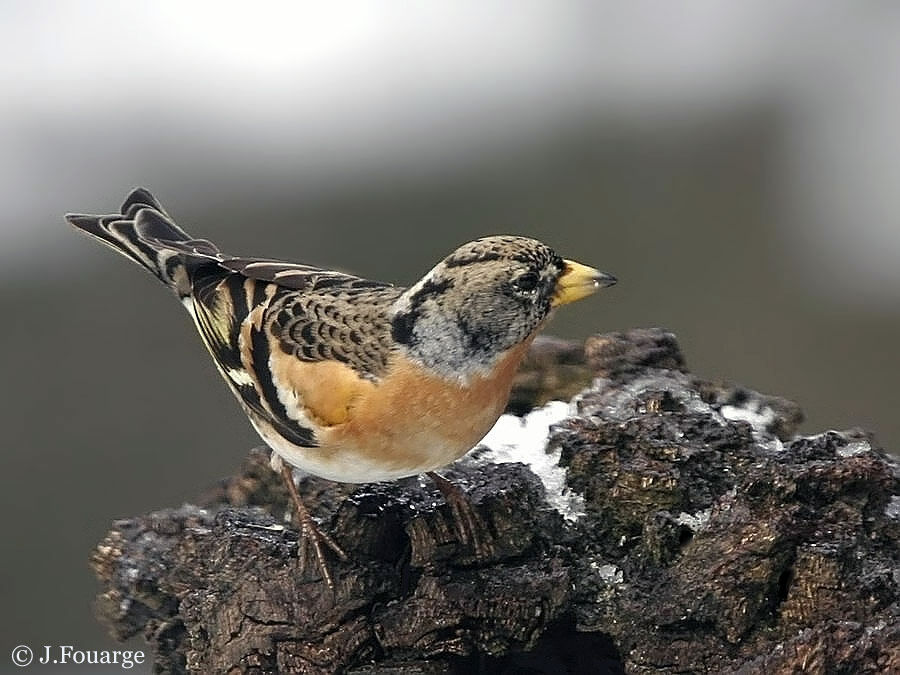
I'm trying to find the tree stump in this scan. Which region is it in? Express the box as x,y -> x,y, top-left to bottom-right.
91,329 -> 900,673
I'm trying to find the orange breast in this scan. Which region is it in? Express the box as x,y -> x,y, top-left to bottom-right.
317,338 -> 535,477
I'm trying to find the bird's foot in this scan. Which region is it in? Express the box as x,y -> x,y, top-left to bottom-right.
426,471 -> 495,560
279,464 -> 348,591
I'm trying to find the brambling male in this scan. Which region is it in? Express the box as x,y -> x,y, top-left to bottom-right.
69,188 -> 615,589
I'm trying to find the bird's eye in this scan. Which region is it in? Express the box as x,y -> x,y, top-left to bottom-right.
513,271 -> 539,292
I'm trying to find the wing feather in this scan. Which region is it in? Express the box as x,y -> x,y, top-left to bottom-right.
185,260 -> 403,448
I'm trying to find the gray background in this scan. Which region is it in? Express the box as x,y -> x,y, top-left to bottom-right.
2,3 -> 899,672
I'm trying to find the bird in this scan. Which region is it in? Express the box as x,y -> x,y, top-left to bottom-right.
68,188 -> 616,589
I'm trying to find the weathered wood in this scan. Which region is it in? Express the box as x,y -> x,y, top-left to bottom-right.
92,328 -> 900,673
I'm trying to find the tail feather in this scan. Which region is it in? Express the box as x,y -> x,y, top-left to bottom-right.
67,188 -> 220,296
121,187 -> 170,219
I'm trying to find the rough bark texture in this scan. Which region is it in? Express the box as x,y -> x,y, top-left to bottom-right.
92,328 -> 900,674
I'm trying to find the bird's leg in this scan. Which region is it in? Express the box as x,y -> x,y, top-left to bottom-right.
278,463 -> 348,590
426,471 -> 494,559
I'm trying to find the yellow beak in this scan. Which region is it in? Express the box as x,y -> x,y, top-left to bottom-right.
551,259 -> 617,307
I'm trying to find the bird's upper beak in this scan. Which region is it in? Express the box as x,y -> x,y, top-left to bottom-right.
551,259 -> 617,307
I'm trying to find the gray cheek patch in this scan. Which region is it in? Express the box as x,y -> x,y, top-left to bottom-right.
392,293 -> 536,381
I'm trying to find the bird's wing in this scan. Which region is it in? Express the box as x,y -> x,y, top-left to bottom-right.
185,260 -> 403,447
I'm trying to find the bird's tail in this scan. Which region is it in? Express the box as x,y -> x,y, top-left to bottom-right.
67,188 -> 222,297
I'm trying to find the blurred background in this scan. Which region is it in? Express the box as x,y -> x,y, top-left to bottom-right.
2,1 -> 899,671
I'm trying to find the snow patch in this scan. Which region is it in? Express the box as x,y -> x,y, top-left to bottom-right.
837,439 -> 872,457
676,509 -> 710,531
886,496 -> 900,519
591,562 -> 624,583
720,402 -> 785,452
720,403 -> 776,433
474,400 -> 586,522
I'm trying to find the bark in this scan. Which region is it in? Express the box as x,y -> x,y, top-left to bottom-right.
92,328 -> 900,674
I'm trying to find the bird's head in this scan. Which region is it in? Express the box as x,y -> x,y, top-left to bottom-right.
391,235 -> 615,379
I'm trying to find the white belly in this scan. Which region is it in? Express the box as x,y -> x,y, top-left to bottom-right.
250,416 -> 483,483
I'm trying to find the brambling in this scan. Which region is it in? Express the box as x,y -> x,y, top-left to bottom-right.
68,188 -> 615,588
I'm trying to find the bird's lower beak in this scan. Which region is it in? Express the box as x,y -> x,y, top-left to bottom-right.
551,259 -> 617,307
